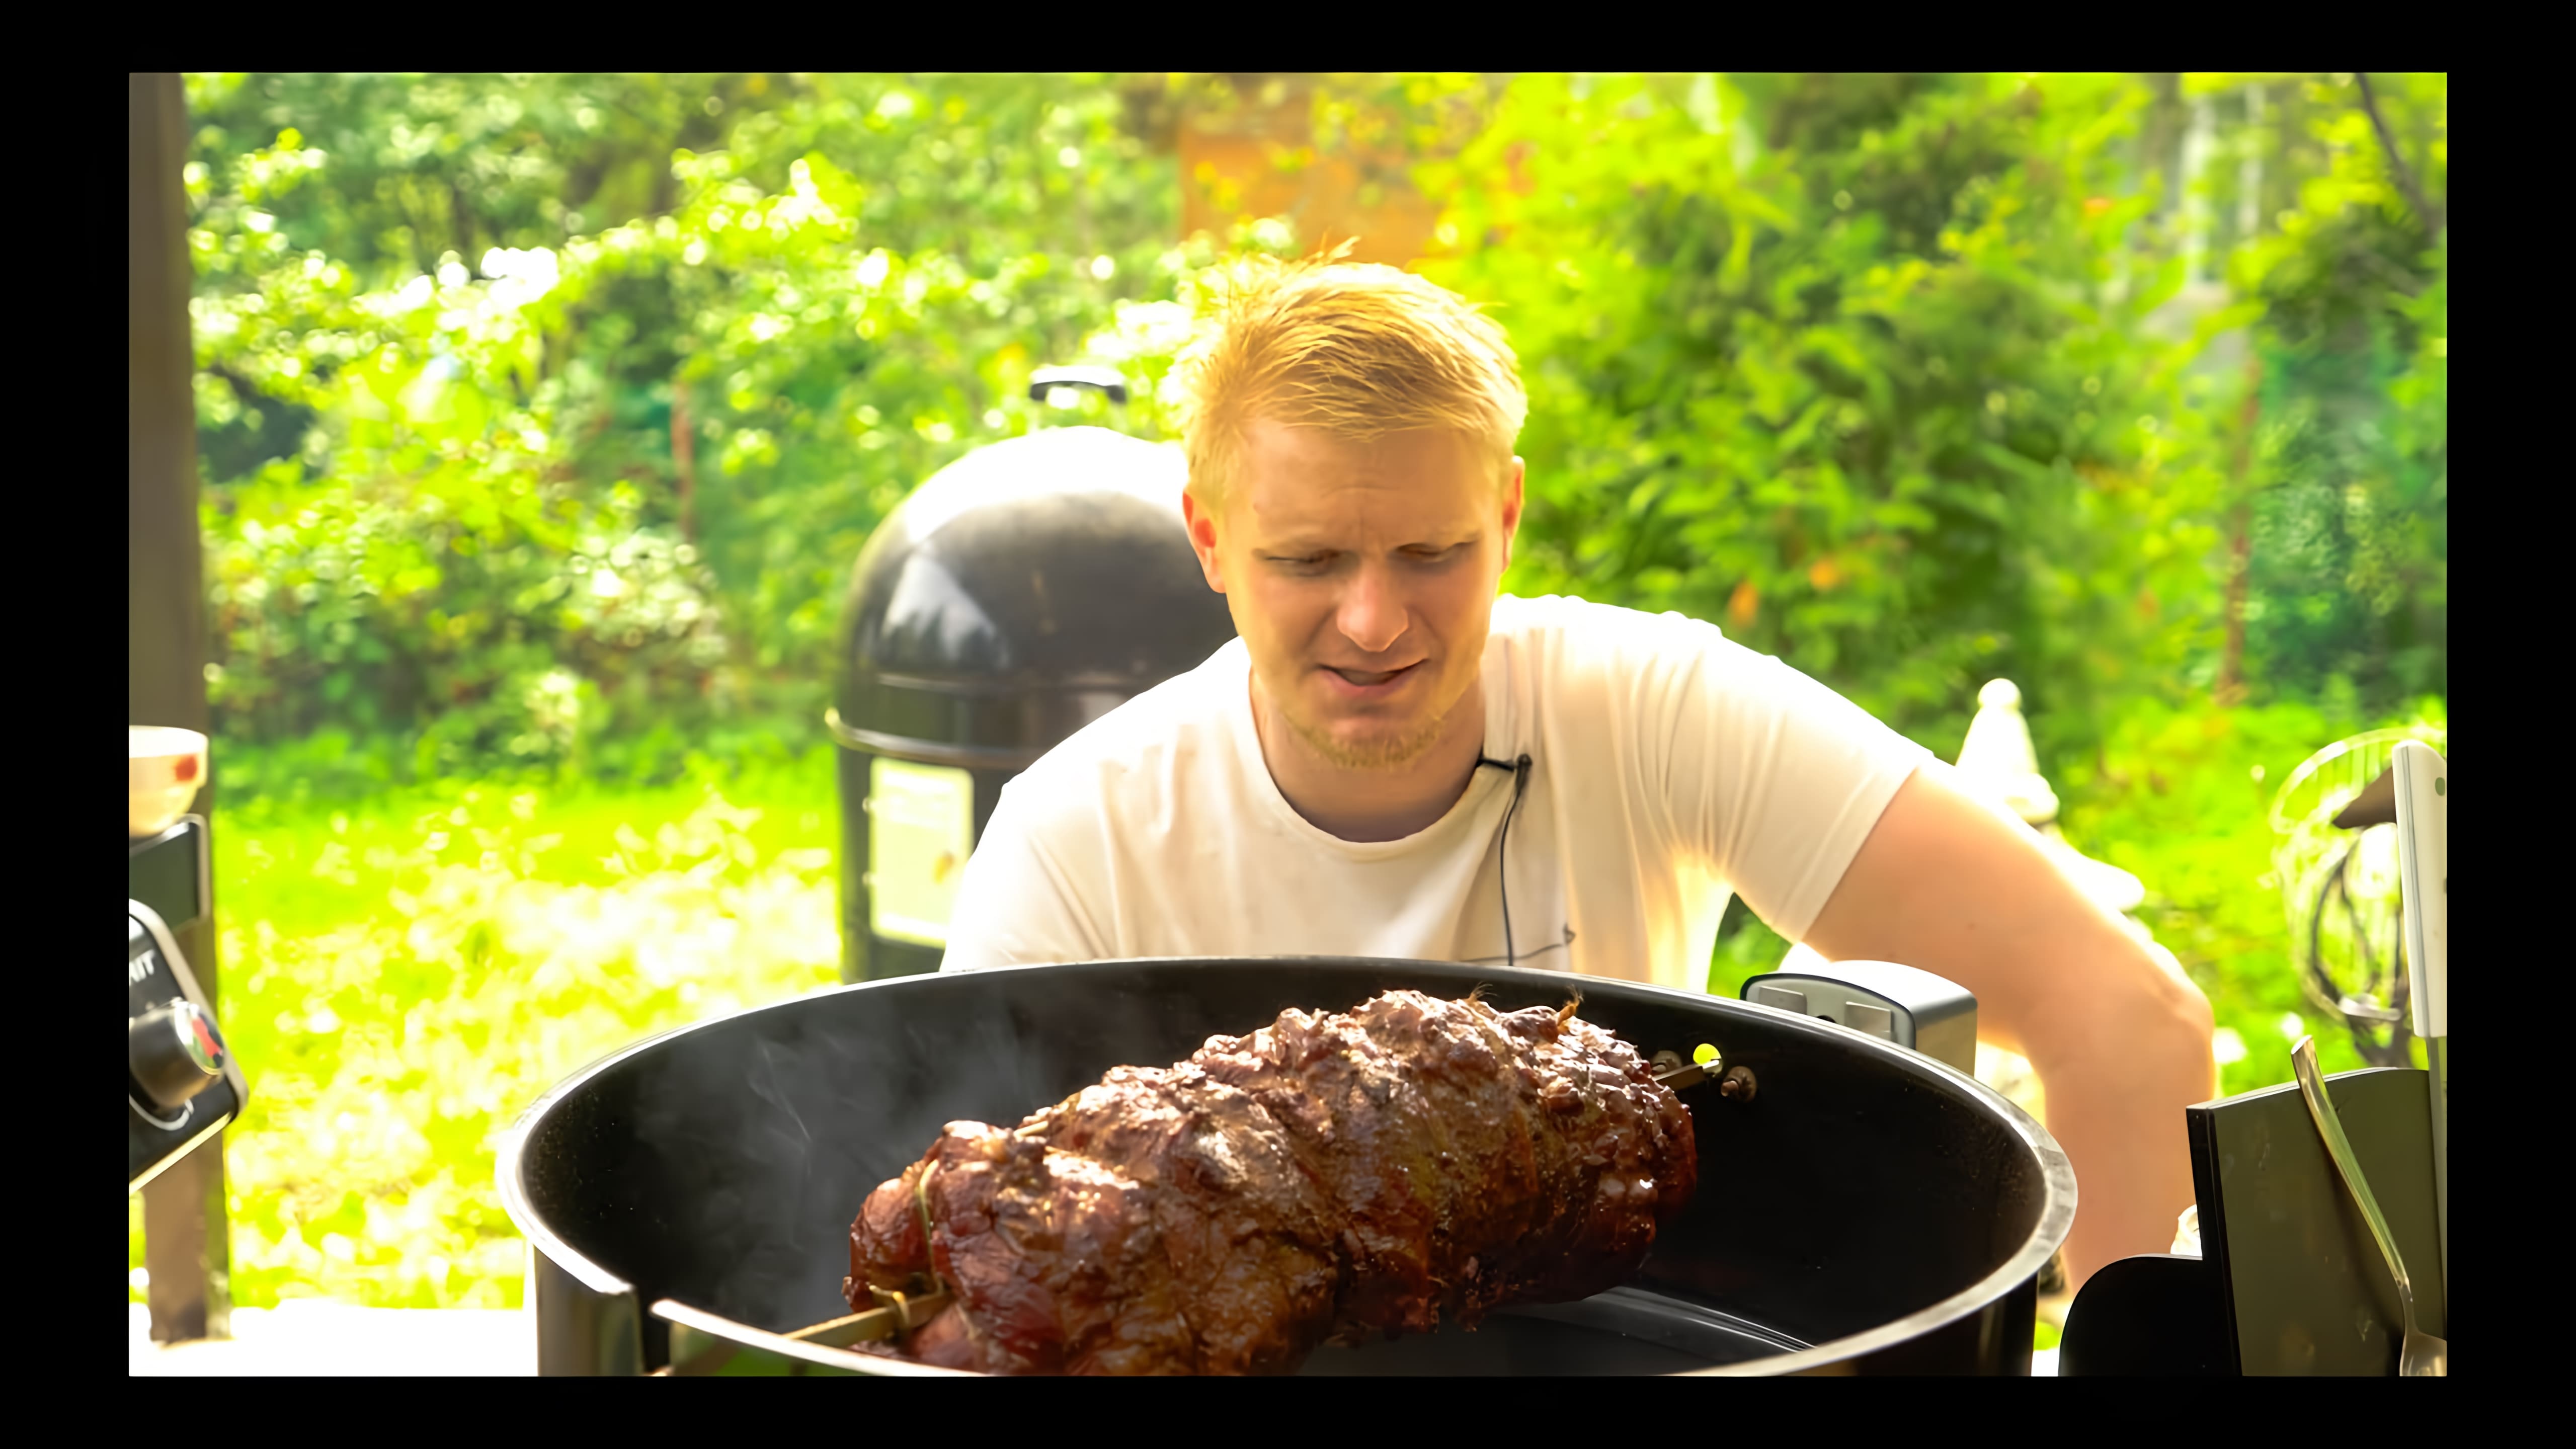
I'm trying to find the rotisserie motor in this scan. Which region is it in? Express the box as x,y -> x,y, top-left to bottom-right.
844,988 -> 1699,1375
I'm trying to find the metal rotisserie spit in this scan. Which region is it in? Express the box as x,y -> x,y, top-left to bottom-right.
500,956 -> 2073,1376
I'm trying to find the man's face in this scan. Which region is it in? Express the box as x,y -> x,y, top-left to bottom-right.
1185,420 -> 1524,770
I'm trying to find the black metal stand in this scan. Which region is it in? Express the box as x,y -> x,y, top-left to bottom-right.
131,817 -> 230,1343
2065,1064 -> 2445,1375
2189,1066 -> 2443,1374
2060,1255 -> 2229,1376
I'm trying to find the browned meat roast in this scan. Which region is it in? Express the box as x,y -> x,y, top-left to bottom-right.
843,988 -> 1699,1375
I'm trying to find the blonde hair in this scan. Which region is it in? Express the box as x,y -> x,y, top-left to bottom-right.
1173,243 -> 1527,509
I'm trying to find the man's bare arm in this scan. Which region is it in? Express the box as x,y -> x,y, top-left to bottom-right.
1799,759 -> 2216,1290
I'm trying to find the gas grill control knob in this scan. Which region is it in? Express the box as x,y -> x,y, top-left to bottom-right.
129,1000 -> 226,1111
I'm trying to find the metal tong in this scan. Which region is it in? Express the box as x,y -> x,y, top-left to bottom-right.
2290,1035 -> 2447,1377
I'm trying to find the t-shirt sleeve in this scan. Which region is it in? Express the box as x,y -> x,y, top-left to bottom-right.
1635,612 -> 1934,943
936,776 -> 1111,972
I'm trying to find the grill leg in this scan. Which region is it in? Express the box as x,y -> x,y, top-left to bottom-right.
143,1131 -> 231,1343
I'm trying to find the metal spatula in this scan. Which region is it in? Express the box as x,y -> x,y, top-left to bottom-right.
2291,1035 -> 2447,1376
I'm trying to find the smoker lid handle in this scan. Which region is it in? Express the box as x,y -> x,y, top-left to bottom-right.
1028,365 -> 1129,406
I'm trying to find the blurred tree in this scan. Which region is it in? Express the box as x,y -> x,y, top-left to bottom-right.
1412,73 -> 2234,762
2216,73 -> 2446,709
181,72 -> 2443,788
184,73 -> 1183,783
1121,72 -> 1503,265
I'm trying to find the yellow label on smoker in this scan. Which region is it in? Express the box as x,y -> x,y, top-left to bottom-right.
868,757 -> 975,948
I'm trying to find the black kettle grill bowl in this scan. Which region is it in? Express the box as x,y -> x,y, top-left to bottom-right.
501,957 -> 2073,1375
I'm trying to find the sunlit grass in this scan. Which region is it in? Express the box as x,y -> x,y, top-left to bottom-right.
131,748 -> 845,1310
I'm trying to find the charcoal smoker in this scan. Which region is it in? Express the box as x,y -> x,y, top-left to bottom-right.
827,368 -> 1237,982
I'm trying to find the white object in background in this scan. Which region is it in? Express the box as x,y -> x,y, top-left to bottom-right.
2171,1204 -> 2202,1258
2391,740 -> 2446,1303
1952,680 -> 2146,914
2393,744 -> 2447,1039
130,726 -> 208,837
1955,679 -> 2060,825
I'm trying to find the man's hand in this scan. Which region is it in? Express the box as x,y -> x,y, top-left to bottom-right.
1800,760 -> 2216,1291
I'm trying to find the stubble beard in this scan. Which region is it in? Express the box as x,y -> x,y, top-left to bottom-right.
1280,680 -> 1464,772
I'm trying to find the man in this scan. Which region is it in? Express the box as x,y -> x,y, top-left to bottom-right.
941,249 -> 2217,1289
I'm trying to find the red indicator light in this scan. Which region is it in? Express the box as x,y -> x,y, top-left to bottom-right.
186,1012 -> 225,1071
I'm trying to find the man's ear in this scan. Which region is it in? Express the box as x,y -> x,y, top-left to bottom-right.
1182,488 -> 1228,594
1499,457 -> 1526,571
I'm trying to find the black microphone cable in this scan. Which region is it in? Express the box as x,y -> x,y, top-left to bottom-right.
1475,752 -> 1534,969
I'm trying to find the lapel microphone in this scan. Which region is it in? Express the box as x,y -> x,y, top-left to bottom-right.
1475,753 -> 1535,969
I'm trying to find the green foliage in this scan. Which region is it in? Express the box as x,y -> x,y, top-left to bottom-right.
1708,903 -> 1793,1002
186,87 -> 737,780
184,74 -> 1186,791
2058,692 -> 2445,1095
207,461 -> 727,779
1420,74 -> 2232,763
182,72 -> 2443,788
2224,75 -> 2447,707
152,746 -> 844,1309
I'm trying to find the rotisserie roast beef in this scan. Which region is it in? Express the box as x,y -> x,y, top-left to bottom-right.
844,988 -> 1699,1375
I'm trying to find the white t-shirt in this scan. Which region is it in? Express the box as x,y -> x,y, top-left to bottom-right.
937,593 -> 1933,992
